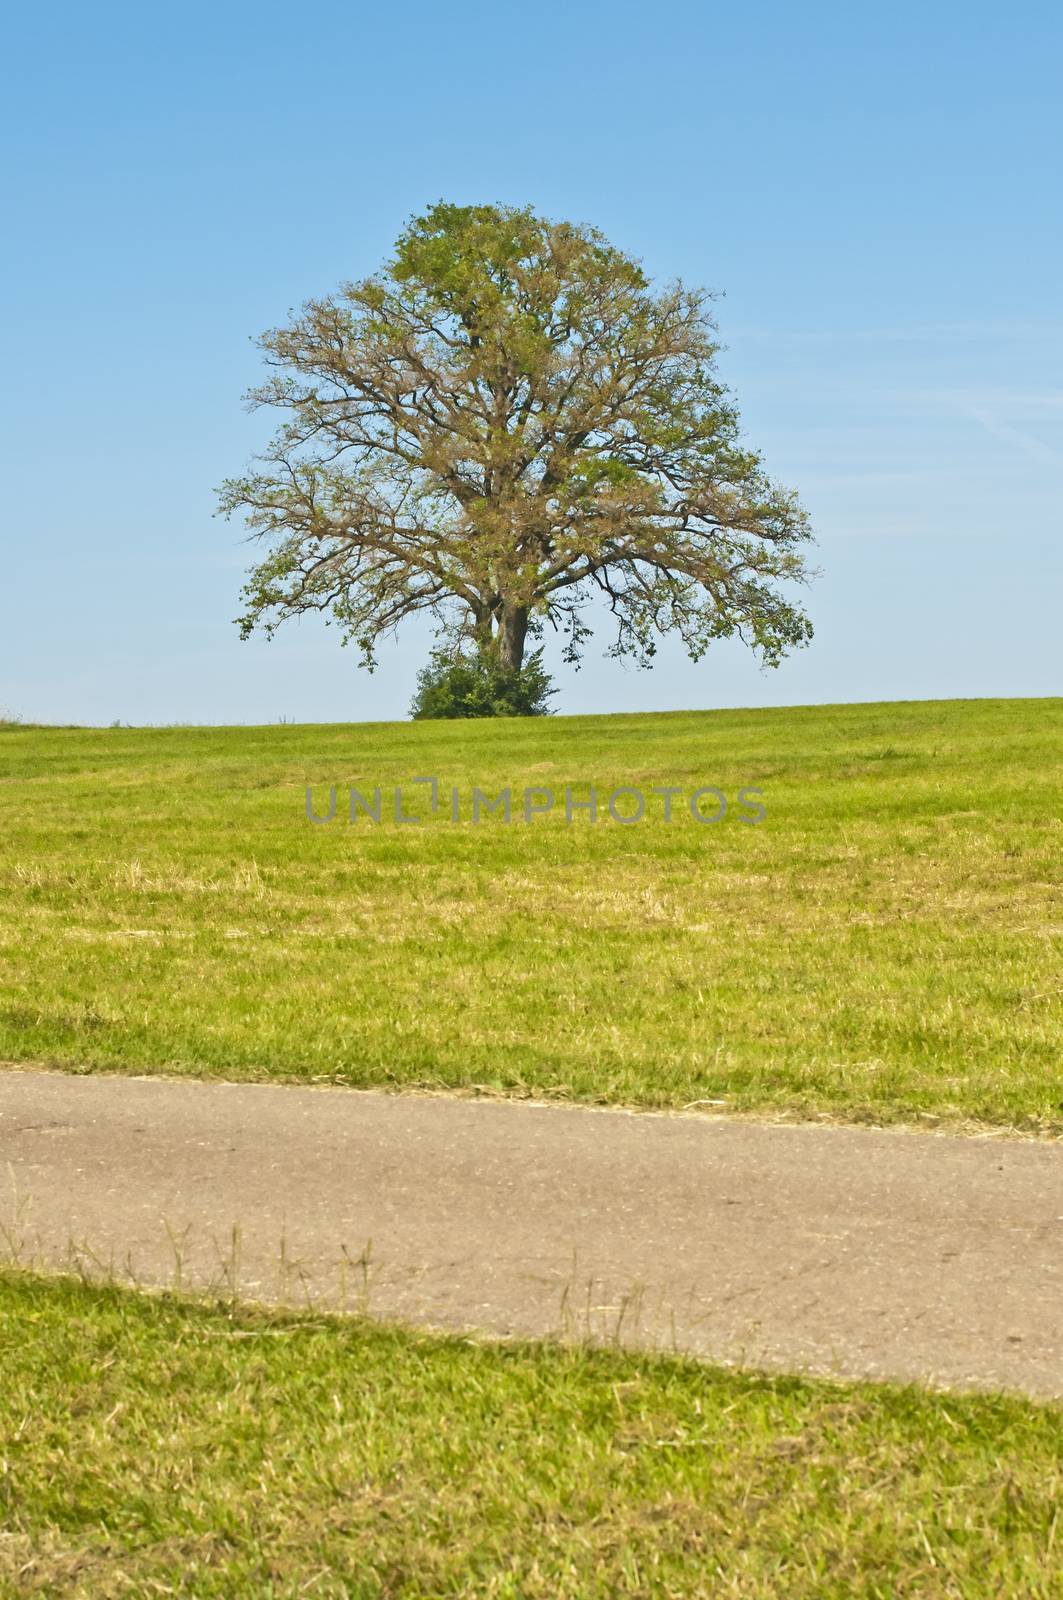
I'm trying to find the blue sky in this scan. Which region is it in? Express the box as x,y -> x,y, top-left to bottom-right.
2,0 -> 1060,724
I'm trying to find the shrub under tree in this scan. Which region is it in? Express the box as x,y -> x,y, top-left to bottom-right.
410,647 -> 555,719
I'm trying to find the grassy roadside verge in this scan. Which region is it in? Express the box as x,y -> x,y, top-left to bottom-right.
1,698 -> 1060,1129
2,1270 -> 1062,1598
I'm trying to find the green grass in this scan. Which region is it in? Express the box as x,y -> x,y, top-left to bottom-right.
1,698 -> 1060,1128
2,1270 -> 1061,1598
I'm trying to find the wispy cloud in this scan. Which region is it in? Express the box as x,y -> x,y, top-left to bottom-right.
728,324 -> 1063,346
940,394 -> 1063,467
930,390 -> 1063,413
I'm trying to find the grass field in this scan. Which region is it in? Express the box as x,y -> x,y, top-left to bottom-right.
2,1270 -> 1061,1598
0,697 -> 1060,1128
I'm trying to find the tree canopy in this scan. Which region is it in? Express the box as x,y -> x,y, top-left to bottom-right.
220,202 -> 815,676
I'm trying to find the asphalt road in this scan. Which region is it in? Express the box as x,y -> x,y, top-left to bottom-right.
2,1069 -> 1061,1398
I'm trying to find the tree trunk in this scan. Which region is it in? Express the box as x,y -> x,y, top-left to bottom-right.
496,605 -> 529,672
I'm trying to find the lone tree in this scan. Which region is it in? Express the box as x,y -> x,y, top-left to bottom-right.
221,202 -> 814,681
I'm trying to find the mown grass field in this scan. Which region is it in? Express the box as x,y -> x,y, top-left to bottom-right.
0,697 -> 1059,1127
2,1271 -> 1061,1599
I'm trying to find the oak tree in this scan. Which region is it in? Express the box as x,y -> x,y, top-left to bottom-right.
221,202 -> 814,677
